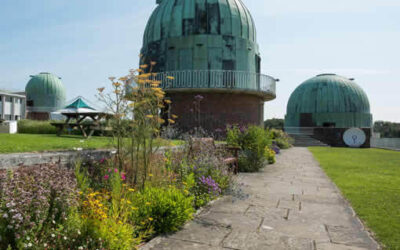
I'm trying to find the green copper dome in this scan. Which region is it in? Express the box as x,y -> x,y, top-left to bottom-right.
141,0 -> 260,73
25,72 -> 66,112
285,74 -> 372,128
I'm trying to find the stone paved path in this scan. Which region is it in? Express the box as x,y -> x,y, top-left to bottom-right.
142,148 -> 379,250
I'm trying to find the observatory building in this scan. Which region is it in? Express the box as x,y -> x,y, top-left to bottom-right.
140,0 -> 277,133
285,74 -> 373,147
25,72 -> 66,120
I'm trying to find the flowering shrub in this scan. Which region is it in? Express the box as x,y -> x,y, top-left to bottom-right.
264,147 -> 276,164
227,125 -> 273,172
0,165 -> 77,249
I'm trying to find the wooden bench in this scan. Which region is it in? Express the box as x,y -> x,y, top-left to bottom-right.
189,137 -> 240,174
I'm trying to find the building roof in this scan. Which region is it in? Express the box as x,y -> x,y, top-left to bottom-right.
65,98 -> 95,110
0,89 -> 26,98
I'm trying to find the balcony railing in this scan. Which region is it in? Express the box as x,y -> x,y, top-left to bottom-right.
153,70 -> 276,99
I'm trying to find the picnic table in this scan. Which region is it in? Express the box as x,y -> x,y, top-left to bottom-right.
51,97 -> 110,138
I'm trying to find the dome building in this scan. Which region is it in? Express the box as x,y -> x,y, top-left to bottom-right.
25,72 -> 66,120
285,74 -> 373,147
140,0 -> 277,133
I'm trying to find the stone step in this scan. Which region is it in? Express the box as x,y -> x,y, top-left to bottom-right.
288,134 -> 329,147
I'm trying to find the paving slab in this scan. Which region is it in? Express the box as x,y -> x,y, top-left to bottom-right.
141,147 -> 379,250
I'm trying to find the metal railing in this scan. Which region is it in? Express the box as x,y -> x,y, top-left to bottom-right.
153,70 -> 276,96
371,138 -> 400,151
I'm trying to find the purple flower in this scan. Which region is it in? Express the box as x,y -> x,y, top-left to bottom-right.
199,176 -> 221,196
194,95 -> 204,101
121,172 -> 126,181
104,175 -> 109,180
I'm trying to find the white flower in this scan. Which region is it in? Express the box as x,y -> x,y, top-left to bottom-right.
2,213 -> 8,219
76,147 -> 83,151
52,220 -> 56,224
44,243 -> 47,247
28,243 -> 32,247
78,247 -> 83,250
26,236 -> 30,241
51,234 -> 55,238
77,230 -> 81,235
63,236 -> 67,240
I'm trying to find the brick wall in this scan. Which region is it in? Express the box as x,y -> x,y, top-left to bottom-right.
166,92 -> 264,134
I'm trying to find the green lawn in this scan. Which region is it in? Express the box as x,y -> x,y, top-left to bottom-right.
0,134 -> 182,154
309,147 -> 400,249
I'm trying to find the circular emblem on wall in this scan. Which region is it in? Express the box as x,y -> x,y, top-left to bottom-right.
343,128 -> 366,148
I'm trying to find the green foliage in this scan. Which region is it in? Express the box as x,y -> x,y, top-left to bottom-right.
264,118 -> 284,130
374,120 -> 400,138
17,120 -> 58,134
264,147 -> 276,164
270,129 -> 292,149
130,186 -> 194,235
309,147 -> 400,249
227,125 -> 272,172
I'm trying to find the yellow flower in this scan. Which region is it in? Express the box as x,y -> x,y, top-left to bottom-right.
158,118 -> 165,124
146,115 -> 154,119
97,87 -> 105,93
145,202 -> 151,206
140,64 -> 148,69
183,182 -> 187,185
166,76 -> 175,80
164,100 -> 172,104
132,207 -> 138,210
150,61 -> 157,66
168,119 -> 175,124
149,173 -> 153,177
129,188 -> 135,192
148,217 -> 154,221
113,82 -> 122,87
141,222 -> 145,225
184,190 -> 189,195
172,114 -> 178,119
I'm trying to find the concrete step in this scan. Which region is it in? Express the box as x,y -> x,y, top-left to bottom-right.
288,134 -> 329,147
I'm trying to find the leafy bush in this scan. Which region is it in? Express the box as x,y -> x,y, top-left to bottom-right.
17,120 -> 58,134
130,186 -> 194,235
270,129 -> 292,149
227,125 -> 272,172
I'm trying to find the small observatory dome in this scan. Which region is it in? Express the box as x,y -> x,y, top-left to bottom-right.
285,74 -> 372,128
25,72 -> 66,119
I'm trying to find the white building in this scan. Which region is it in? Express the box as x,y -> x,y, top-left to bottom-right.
0,90 -> 26,121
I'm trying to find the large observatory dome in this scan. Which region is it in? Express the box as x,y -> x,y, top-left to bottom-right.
141,0 -> 260,73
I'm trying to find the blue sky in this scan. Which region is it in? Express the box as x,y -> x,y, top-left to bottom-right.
1,0 -> 399,122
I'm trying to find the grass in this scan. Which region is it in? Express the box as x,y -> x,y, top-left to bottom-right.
309,147 -> 400,249
0,134 -> 182,154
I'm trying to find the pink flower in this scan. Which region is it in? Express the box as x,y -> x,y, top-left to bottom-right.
121,173 -> 126,181
114,168 -> 118,173
99,158 -> 106,164
104,175 -> 109,180
108,169 -> 112,173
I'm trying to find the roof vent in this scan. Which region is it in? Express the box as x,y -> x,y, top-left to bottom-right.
316,73 -> 337,77
156,0 -> 163,4
349,78 -> 355,81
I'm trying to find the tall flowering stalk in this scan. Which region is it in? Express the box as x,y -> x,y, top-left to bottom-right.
97,62 -> 175,189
